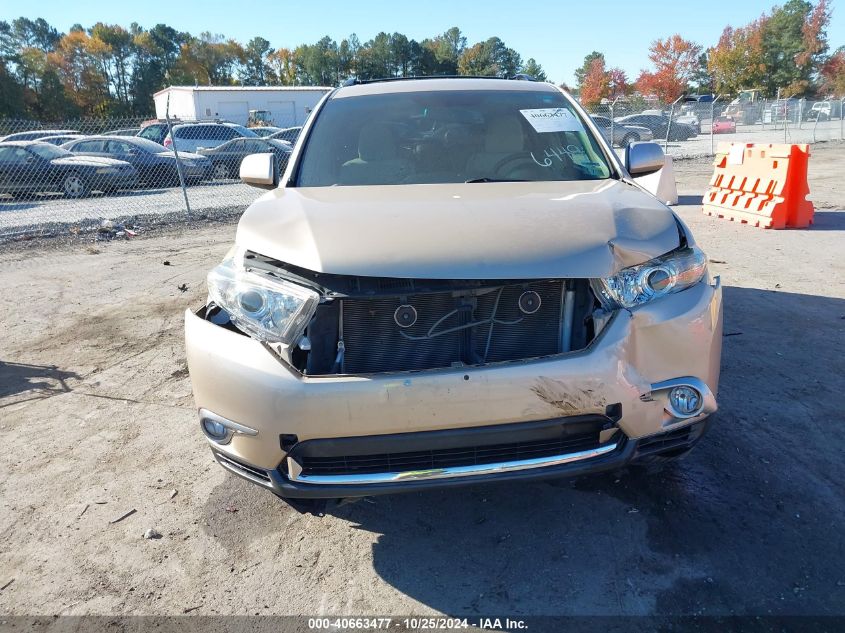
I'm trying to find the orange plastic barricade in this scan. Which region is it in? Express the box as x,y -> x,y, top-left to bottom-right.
703,143 -> 814,229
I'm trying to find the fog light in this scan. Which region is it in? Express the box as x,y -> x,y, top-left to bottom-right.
198,409 -> 258,445
202,418 -> 229,441
669,385 -> 703,417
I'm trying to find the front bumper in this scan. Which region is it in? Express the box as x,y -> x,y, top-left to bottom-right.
185,277 -> 722,499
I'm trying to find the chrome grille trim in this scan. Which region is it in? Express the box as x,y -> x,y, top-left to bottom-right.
286,442 -> 618,486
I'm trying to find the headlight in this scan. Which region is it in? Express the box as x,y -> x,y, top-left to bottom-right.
592,246 -> 707,309
207,258 -> 320,345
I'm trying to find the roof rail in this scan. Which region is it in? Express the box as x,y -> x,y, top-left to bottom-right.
340,75 -> 536,86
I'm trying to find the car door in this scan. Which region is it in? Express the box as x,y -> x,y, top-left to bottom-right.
0,147 -> 43,192
222,139 -> 247,168
0,147 -> 18,191
174,125 -> 199,153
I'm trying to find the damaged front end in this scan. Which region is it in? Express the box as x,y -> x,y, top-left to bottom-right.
226,253 -> 605,376
186,230 -> 722,508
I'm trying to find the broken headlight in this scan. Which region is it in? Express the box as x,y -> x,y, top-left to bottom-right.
207,258 -> 319,345
592,246 -> 707,309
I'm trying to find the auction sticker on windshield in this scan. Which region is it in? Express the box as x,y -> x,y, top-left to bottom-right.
520,108 -> 584,133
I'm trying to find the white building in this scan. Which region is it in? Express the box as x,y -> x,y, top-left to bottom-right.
152,86 -> 333,127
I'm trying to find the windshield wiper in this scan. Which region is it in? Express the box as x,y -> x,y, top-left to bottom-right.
465,177 -> 530,183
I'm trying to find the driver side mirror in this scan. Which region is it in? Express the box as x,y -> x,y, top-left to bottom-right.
240,153 -> 277,189
625,142 -> 665,176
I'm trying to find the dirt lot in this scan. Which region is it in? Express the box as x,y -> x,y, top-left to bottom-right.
1,143 -> 844,621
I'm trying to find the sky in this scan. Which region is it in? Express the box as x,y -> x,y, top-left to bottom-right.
8,0 -> 845,85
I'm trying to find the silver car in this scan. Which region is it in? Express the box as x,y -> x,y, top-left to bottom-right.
590,115 -> 654,146
163,122 -> 258,153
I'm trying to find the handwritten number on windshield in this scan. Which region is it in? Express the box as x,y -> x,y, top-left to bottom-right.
530,144 -> 583,168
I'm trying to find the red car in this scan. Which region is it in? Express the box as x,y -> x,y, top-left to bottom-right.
712,117 -> 737,134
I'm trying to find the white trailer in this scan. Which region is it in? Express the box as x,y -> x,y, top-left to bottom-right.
152,86 -> 332,127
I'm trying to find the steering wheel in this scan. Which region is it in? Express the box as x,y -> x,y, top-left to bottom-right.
491,153 -> 547,178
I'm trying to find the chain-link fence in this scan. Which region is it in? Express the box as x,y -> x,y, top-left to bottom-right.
587,96 -> 845,158
0,116 -> 292,241
2,97 -> 844,240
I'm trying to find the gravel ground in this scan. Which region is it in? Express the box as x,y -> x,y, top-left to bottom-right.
0,143 -> 844,622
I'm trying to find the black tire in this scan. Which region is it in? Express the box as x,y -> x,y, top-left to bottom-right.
212,162 -> 231,180
62,173 -> 88,199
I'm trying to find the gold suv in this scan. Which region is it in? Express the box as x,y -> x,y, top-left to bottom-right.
185,77 -> 722,509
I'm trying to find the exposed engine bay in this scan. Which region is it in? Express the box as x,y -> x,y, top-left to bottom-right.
205,253 -> 604,376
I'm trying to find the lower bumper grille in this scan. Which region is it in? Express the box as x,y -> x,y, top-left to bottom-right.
636,427 -> 693,456
299,432 -> 605,476
284,415 -> 622,485
215,451 -> 272,486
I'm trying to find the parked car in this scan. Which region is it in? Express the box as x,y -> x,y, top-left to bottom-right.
37,134 -> 86,146
590,115 -> 653,146
196,137 -> 293,180
770,99 -> 802,123
615,114 -> 696,141
675,113 -> 701,134
62,136 -> 210,186
0,141 -> 136,198
186,77 -> 722,510
268,126 -> 303,144
1,129 -> 81,142
249,127 -> 284,138
104,128 -> 141,136
807,100 -> 842,121
711,117 -> 736,134
163,122 -> 258,153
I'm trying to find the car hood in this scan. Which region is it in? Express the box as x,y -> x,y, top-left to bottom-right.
235,180 -> 681,279
52,156 -> 130,167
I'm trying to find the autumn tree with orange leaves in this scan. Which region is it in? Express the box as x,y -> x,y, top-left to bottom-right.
709,0 -> 831,97
577,53 -> 630,108
635,35 -> 702,102
819,48 -> 845,95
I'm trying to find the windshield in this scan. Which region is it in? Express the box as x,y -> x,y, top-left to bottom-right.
296,89 -> 612,186
29,143 -> 72,159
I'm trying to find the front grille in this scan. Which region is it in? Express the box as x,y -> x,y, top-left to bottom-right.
340,280 -> 565,374
297,430 -> 606,477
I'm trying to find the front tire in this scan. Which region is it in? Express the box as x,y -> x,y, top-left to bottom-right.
212,162 -> 231,180
62,173 -> 88,199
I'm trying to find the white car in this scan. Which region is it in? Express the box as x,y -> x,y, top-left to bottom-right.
163,122 -> 258,153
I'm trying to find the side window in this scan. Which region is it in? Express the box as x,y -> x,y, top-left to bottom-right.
223,127 -> 240,140
107,141 -> 133,153
175,126 -> 196,140
75,140 -> 105,152
10,148 -> 32,163
0,147 -> 13,162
